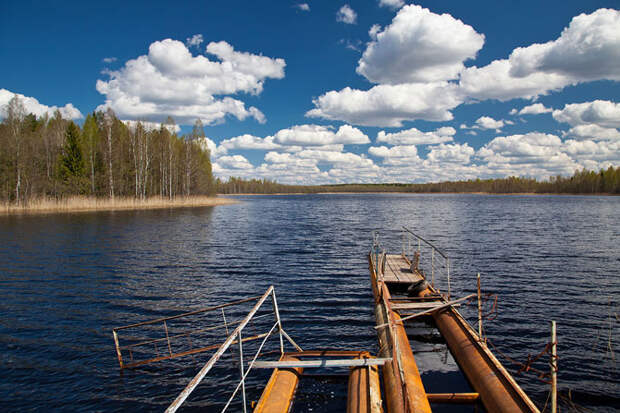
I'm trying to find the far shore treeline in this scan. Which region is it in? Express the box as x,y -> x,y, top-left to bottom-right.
1,95 -> 618,207
0,96 -> 215,205
216,168 -> 620,195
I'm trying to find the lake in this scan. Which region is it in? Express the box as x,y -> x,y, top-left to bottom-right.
0,194 -> 618,412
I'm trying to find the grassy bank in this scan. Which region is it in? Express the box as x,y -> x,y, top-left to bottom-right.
0,196 -> 236,215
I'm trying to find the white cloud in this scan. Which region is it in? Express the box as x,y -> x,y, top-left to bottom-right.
295,3 -> 310,11
357,4 -> 484,84
0,88 -> 83,120
376,126 -> 455,145
273,124 -> 370,146
475,116 -> 505,131
336,5 -> 357,24
515,103 -> 553,115
508,9 -> 620,82
307,82 -> 462,127
122,119 -> 181,133
552,100 -> 620,128
369,145 -> 418,159
378,0 -> 404,9
220,134 -> 281,151
185,34 -> 203,48
369,24 -> 381,40
216,155 -> 254,170
427,143 -> 474,164
459,59 -> 573,101
460,8 -> 620,102
566,124 -> 620,141
102,57 -> 117,64
95,38 -> 285,125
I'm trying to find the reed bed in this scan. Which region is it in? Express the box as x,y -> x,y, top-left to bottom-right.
0,196 -> 237,215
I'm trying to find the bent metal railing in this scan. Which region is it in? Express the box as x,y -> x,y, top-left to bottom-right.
401,226 -> 451,299
165,286 -> 301,413
113,286 -> 301,413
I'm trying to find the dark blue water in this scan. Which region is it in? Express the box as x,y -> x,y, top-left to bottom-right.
0,194 -> 618,412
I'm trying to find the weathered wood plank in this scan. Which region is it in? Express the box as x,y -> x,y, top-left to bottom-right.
254,358 -> 391,369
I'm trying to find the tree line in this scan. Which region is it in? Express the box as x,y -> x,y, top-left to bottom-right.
217,166 -> 620,195
0,96 -> 215,205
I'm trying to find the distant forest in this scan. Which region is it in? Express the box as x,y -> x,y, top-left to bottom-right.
217,167 -> 620,195
0,96 -> 215,205
2,95 -> 618,206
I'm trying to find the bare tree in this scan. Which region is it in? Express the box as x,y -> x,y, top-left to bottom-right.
6,96 -> 26,204
104,108 -> 115,199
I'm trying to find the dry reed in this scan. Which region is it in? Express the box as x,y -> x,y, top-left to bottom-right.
0,196 -> 237,215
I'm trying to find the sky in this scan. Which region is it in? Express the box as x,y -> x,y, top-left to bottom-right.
1,0 -> 619,185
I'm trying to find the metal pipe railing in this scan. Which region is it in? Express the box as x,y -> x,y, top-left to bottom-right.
401,226 -> 451,299
165,286 -> 301,413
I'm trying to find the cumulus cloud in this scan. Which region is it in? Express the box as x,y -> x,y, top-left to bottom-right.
566,124 -> 620,141
509,9 -> 620,82
378,0 -> 404,9
336,5 -> 357,24
475,116 -> 505,131
461,8 -> 620,102
102,57 -> 117,64
309,8 -> 620,128
459,60 -> 573,101
552,100 -> 620,128
220,134 -> 281,151
185,34 -> 203,48
376,126 -> 455,145
295,3 -> 310,11
369,145 -> 418,159
307,82 -> 461,127
122,119 -> 181,133
0,88 -> 83,120
95,38 -> 285,125
357,4 -> 484,84
513,103 -> 553,115
273,124 -> 370,146
216,155 -> 254,170
427,143 -> 474,164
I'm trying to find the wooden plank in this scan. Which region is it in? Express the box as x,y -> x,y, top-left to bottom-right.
391,302 -> 445,310
382,254 -> 423,284
254,358 -> 391,369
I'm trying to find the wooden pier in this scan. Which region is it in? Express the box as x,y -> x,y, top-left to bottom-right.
369,229 -> 540,413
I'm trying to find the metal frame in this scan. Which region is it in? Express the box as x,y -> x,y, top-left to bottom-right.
164,286 -> 302,413
401,226 -> 451,299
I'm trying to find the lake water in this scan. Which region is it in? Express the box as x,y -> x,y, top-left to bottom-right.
0,194 -> 618,412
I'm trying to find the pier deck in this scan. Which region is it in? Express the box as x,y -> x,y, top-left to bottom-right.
382,254 -> 423,284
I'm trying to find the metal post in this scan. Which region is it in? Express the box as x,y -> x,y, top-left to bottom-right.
164,320 -> 173,356
238,331 -> 247,413
477,273 -> 482,340
431,249 -> 435,287
271,290 -> 285,355
551,320 -> 557,413
112,330 -> 124,369
222,308 -> 229,336
447,259 -> 451,301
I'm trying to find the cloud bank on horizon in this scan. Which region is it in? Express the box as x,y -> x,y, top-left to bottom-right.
1,3 -> 619,185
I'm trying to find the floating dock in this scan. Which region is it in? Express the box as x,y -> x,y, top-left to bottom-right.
112,227 -> 544,412
369,228 -> 540,412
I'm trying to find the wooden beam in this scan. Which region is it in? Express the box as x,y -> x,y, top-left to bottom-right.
427,392 -> 480,404
254,358 -> 391,369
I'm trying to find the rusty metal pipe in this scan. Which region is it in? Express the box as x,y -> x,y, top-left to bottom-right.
433,308 -> 539,412
369,255 -> 432,413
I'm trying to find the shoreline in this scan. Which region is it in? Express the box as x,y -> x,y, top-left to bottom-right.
222,191 -> 617,196
0,196 -> 238,216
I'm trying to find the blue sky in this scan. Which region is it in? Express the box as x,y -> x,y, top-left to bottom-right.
1,0 -> 619,184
